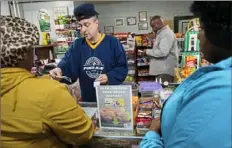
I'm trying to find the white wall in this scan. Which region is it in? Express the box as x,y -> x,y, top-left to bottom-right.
93,1 -> 193,34
1,1 -> 10,15
21,1 -> 193,43
22,1 -> 74,43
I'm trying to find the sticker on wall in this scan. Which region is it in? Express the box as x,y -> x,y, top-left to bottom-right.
38,9 -> 51,32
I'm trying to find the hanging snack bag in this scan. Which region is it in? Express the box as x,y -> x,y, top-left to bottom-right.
135,36 -> 142,46
181,53 -> 200,77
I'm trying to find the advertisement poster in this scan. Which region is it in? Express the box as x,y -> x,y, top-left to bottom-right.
96,85 -> 133,131
38,9 -> 51,32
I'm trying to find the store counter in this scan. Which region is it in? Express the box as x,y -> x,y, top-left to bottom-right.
79,102 -> 142,148
94,131 -> 143,140
80,131 -> 142,148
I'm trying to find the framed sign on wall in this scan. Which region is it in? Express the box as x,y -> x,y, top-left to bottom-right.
127,17 -> 137,26
115,18 -> 124,27
139,11 -> 147,22
138,22 -> 148,30
104,26 -> 114,34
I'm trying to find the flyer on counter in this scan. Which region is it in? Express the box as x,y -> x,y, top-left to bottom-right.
96,85 -> 133,131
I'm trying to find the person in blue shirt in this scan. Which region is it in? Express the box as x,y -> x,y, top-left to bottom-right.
140,1 -> 232,148
50,3 -> 128,102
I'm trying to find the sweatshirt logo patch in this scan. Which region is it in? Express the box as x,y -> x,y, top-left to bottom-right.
83,57 -> 104,79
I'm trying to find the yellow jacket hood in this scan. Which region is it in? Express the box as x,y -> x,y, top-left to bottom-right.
1,68 -> 35,96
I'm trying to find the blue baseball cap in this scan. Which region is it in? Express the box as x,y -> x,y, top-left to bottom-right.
74,3 -> 99,21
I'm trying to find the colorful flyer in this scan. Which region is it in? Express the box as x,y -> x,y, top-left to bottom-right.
95,85 -> 133,131
38,9 -> 51,32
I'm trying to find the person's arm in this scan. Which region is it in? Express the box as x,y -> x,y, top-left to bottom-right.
164,85 -> 230,148
146,33 -> 174,58
57,41 -> 80,82
106,39 -> 128,85
141,82 -> 231,148
140,131 -> 164,148
42,84 -> 94,146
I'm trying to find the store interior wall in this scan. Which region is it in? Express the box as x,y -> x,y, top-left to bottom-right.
1,1 -> 11,15
19,1 -> 193,43
92,1 -> 193,34
22,1 -> 75,43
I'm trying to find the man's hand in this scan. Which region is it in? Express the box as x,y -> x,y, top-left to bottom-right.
138,50 -> 147,56
149,117 -> 161,135
95,74 -> 108,84
49,68 -> 62,81
141,50 -> 147,56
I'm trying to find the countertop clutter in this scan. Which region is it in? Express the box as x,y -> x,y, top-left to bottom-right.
28,25 -> 207,148
75,81 -> 176,148
29,24 -> 206,148
9,1 -> 208,146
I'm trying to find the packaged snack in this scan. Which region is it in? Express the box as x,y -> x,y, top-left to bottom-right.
141,35 -> 148,46
138,111 -> 152,118
160,88 -> 174,105
136,117 -> 152,128
139,103 -> 153,111
152,109 -> 161,119
140,97 -> 153,103
135,36 -> 142,46
201,58 -> 210,67
152,91 -> 161,119
132,96 -> 139,111
181,53 -> 200,77
136,127 -> 150,135
139,82 -> 163,93
174,68 -> 186,83
153,91 -> 160,104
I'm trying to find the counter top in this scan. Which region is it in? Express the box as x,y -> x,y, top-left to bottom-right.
94,130 -> 143,140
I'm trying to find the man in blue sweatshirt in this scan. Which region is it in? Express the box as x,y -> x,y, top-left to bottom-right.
50,3 -> 128,102
140,1 -> 232,148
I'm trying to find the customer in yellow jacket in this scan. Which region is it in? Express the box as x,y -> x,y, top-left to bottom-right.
0,16 -> 94,148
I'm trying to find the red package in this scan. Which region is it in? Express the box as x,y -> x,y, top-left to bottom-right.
136,117 -> 152,128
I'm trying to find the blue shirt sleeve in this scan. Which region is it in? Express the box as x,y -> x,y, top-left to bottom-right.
164,83 -> 231,148
57,41 -> 80,83
140,76 -> 231,148
140,131 -> 164,148
106,39 -> 128,85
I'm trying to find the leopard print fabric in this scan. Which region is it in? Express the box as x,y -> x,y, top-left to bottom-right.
0,16 -> 40,67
